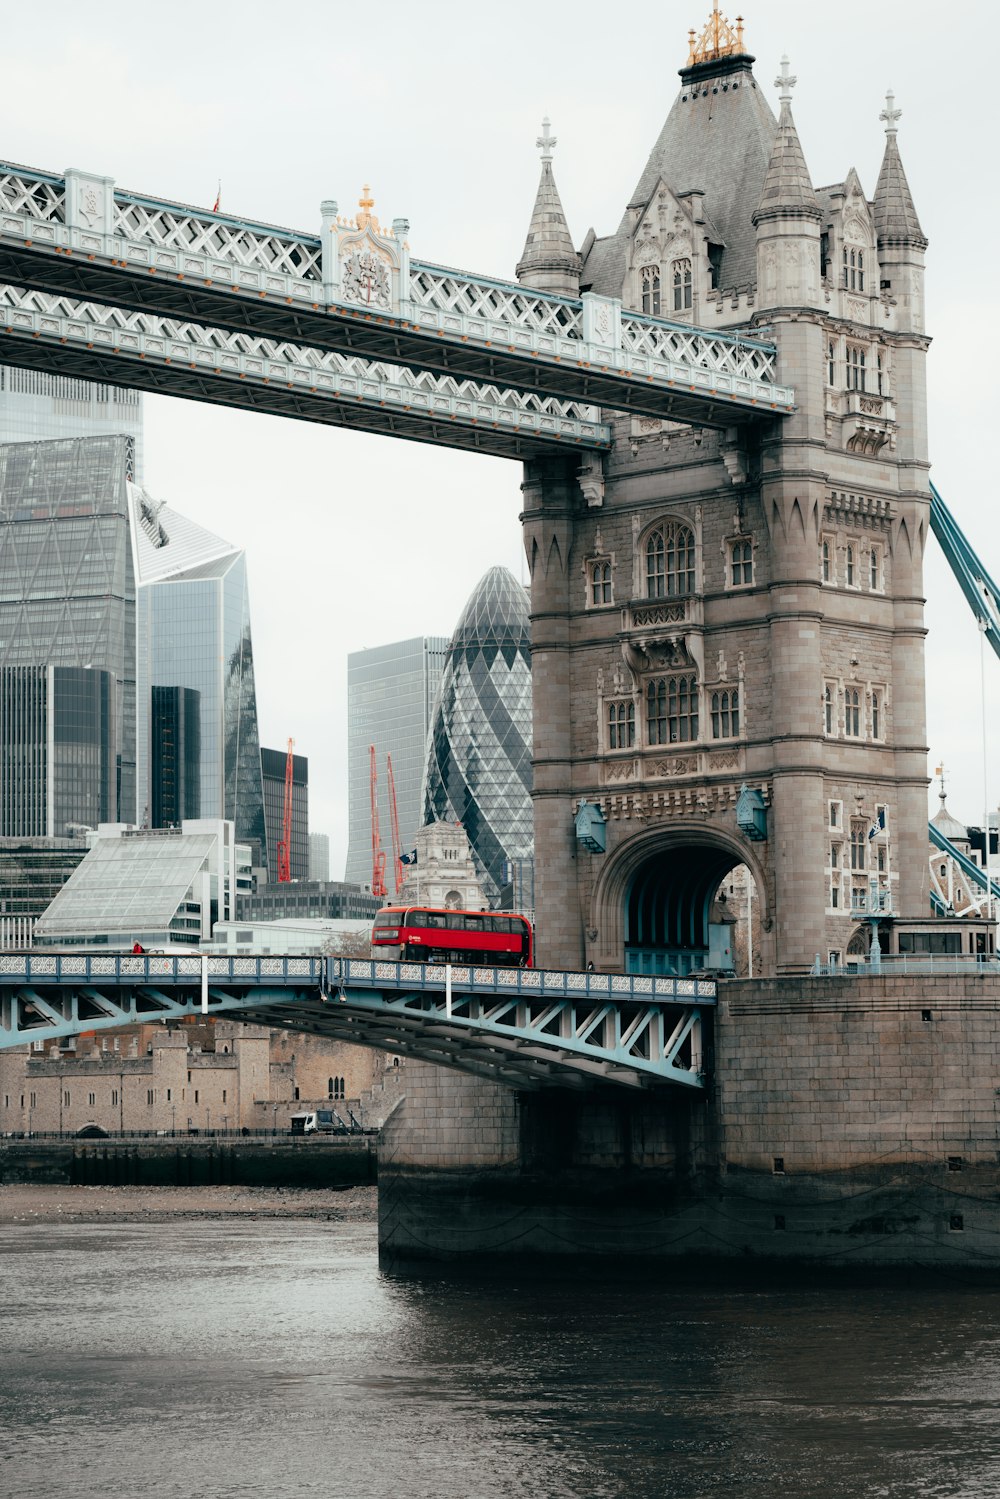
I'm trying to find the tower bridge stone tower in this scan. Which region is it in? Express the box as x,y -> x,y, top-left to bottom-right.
519,13 -> 930,974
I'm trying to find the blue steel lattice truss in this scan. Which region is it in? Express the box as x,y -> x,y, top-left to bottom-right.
0,953 -> 714,1092
424,567 -> 533,904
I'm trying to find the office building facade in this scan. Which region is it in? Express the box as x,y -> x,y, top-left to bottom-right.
308,833 -> 330,883
238,879 -> 380,925
132,488 -> 268,873
0,435 -> 137,822
423,567 -> 533,905
0,366 -> 144,480
261,746 -> 309,882
344,637 -> 448,887
0,665 -> 116,838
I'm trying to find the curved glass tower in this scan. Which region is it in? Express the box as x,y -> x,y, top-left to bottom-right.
423,566 -> 532,905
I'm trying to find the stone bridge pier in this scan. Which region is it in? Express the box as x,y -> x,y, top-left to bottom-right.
378,974 -> 1000,1270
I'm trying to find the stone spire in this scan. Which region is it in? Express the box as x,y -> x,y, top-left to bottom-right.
873,91 -> 927,248
516,117 -> 580,297
752,57 -> 821,224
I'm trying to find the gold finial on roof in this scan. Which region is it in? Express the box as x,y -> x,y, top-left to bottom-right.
357,185 -> 379,232
689,4 -> 746,66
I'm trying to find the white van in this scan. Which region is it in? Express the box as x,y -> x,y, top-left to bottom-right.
289,1109 -> 345,1135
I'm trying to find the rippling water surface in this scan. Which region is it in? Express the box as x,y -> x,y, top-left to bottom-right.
3,1220 -> 1000,1497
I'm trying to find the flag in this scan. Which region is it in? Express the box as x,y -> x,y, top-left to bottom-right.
868,807 -> 886,841
212,182 -> 221,213
400,849 -> 417,866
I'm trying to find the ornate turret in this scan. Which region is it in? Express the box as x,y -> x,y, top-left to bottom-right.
872,91 -> 926,335
753,58 -> 821,225
516,118 -> 580,297
753,57 -> 822,310
873,91 -> 927,249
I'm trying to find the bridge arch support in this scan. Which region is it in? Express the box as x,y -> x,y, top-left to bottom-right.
588,822 -> 772,976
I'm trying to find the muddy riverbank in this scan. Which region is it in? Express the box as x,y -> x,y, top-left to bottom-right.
0,1182 -> 378,1223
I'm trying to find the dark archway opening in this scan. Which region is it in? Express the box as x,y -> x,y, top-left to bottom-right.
625,845 -> 746,976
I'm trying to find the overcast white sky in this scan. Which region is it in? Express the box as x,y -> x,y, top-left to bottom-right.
4,0 -> 998,871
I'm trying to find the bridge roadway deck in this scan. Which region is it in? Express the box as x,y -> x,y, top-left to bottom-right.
0,161 -> 794,431
0,953 -> 715,1092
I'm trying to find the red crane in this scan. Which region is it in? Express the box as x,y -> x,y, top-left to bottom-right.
276,737 -> 295,883
369,744 -> 388,899
386,753 -> 404,896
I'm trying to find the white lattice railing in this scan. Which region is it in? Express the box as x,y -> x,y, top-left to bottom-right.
113,194 -> 323,281
620,312 -> 776,382
0,161 -> 793,413
0,284 -> 609,446
409,262 -> 583,338
0,167 -> 65,222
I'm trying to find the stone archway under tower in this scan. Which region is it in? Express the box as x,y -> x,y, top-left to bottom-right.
588,826 -> 771,977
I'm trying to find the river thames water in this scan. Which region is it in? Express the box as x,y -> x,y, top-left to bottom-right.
2,1219 -> 1000,1498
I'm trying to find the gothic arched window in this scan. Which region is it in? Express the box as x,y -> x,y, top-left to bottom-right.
647,675 -> 698,745
844,686 -> 861,738
711,690 -> 739,739
672,258 -> 693,311
591,560 -> 612,605
730,539 -> 752,587
842,245 -> 865,292
641,265 -> 661,316
645,523 -> 695,599
607,700 -> 635,750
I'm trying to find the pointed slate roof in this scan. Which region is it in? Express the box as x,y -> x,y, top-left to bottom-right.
516,120 -> 580,294
580,48 -> 777,298
753,96 -> 821,224
874,103 -> 926,248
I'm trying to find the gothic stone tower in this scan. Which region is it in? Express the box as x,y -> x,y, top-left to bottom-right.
518,12 -> 929,974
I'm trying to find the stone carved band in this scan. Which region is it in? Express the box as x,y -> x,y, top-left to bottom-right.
628,604 -> 686,627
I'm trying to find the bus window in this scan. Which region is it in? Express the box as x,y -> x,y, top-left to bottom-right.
461,914 -> 483,930
425,912 -> 446,928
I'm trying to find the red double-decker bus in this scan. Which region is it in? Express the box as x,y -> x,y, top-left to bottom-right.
371,906 -> 533,967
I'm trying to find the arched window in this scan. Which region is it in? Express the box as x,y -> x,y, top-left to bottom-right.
846,346 -> 866,391
821,539 -> 832,584
645,524 -> 695,598
647,676 -> 698,745
871,690 -> 881,740
844,686 -> 861,737
672,258 -> 692,310
869,547 -> 880,591
730,539 -> 752,586
824,684 -> 834,735
607,700 -> 635,750
828,341 -> 836,385
846,545 -> 855,587
328,1077 -> 334,1099
591,561 -> 612,605
641,265 -> 661,316
842,246 -> 865,293
711,690 -> 739,739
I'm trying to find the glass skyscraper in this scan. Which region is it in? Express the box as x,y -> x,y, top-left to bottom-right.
0,665 -> 116,837
423,567 -> 533,906
0,434 -> 137,821
0,367 -> 144,480
344,637 -> 448,887
132,488 -> 268,872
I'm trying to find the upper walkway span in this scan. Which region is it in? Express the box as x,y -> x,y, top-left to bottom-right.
0,952 -> 714,1093
0,161 -> 794,441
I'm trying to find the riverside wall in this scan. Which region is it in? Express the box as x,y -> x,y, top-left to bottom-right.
0,1136 -> 377,1190
377,974 -> 1000,1269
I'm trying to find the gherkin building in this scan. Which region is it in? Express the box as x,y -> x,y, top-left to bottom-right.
423,566 -> 532,905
